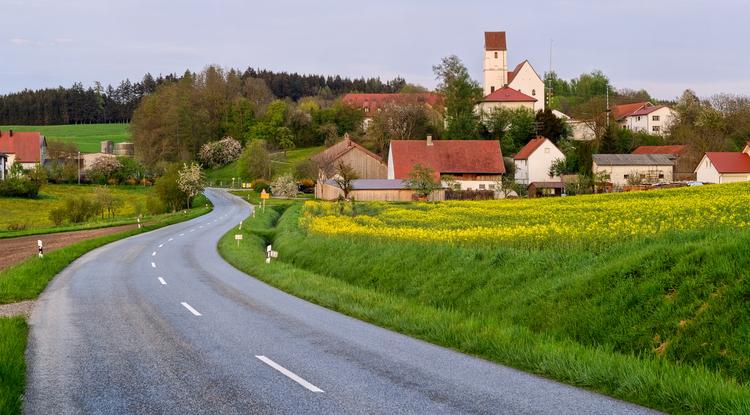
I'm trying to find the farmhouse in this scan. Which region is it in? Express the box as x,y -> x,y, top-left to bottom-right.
593,154 -> 674,187
633,145 -> 697,181
514,137 -> 565,185
482,32 -> 545,111
612,102 -> 676,136
342,93 -> 443,130
317,179 -> 445,202
694,144 -> 750,184
311,134 -> 387,180
0,129 -> 47,170
388,137 -> 505,191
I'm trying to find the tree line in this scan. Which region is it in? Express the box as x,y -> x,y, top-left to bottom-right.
0,68 -> 405,125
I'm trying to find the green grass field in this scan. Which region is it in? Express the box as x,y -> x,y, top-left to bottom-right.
205,146 -> 324,186
0,184 -> 155,237
218,184 -> 750,414
1,124 -> 130,153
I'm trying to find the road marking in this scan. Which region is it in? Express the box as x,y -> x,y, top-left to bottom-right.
181,302 -> 202,316
152,251 -> 157,256
158,277 -> 167,285
151,262 -> 156,268
168,238 -> 174,241
189,229 -> 195,232
255,355 -> 324,393
158,243 -> 164,248
199,225 -> 203,228
179,233 -> 184,237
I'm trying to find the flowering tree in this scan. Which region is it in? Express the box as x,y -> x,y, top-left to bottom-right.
198,136 -> 242,168
270,173 -> 299,198
86,156 -> 122,184
177,162 -> 205,208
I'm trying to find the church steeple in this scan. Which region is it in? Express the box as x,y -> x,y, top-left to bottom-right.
483,32 -> 508,96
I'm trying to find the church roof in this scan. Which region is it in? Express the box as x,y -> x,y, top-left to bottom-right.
482,87 -> 536,103
484,32 -> 507,51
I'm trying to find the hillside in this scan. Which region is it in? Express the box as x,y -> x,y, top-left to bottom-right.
0,124 -> 130,153
220,183 -> 750,414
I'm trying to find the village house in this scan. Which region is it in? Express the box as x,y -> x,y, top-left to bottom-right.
593,154 -> 674,187
0,129 -> 47,170
514,137 -> 565,186
317,178 -> 445,202
342,93 -> 443,130
612,102 -> 676,136
388,136 -> 505,191
632,145 -> 697,181
480,31 -> 545,112
553,110 -> 596,141
312,134 -> 387,198
0,153 -> 7,180
694,143 -> 750,184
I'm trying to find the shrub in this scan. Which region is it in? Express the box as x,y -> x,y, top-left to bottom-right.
271,174 -> 299,198
50,196 -> 99,224
0,176 -> 41,198
198,136 -> 242,168
154,164 -> 188,212
6,222 -> 27,231
237,140 -> 273,181
48,207 -> 66,226
252,179 -> 272,194
146,196 -> 166,215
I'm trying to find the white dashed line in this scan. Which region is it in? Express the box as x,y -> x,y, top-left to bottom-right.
158,243 -> 164,248
255,356 -> 324,393
181,302 -> 202,316
179,233 -> 184,237
158,277 -> 167,285
151,262 -> 156,268
152,251 -> 157,256
168,238 -> 174,241
189,229 -> 195,232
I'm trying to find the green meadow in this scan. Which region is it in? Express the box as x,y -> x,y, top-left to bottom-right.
1,123 -> 130,153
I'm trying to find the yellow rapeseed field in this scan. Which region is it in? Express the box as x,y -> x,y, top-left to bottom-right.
302,182 -> 750,248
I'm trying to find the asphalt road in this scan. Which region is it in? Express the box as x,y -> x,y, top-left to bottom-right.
25,188 -> 660,414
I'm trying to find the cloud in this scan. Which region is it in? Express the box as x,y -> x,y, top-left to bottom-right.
10,38 -> 42,46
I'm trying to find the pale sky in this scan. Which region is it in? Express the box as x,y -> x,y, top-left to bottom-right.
1,0 -> 748,100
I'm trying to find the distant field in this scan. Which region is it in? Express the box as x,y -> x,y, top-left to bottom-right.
205,146 -> 324,185
0,124 -> 130,153
0,184 -> 152,236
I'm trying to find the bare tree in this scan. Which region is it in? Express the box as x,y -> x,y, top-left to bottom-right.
333,161 -> 358,200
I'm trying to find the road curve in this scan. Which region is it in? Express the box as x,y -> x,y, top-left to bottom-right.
25,188 -> 659,414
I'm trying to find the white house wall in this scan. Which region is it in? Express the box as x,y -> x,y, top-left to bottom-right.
695,155 -> 721,183
508,62 -> 545,111
527,142 -> 565,183
594,163 -> 673,187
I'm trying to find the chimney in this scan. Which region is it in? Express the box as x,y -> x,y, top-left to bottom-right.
426,135 -> 433,146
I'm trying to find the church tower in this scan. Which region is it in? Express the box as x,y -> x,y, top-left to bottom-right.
483,32 -> 507,96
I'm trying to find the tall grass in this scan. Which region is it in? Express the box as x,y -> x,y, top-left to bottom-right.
0,317 -> 27,415
218,203 -> 750,414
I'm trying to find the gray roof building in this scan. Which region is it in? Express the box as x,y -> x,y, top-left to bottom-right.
593,154 -> 674,166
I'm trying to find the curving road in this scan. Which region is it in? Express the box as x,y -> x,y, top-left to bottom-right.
25,188 -> 659,414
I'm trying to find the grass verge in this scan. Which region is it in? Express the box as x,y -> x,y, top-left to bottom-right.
0,317 -> 27,415
218,203 -> 750,414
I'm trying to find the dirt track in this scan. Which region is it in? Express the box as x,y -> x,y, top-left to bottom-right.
0,224 -> 138,271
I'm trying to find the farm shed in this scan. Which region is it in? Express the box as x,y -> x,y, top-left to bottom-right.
528,181 -> 564,198
317,179 -> 445,202
633,145 -> 697,181
311,134 -> 387,184
593,154 -> 674,187
695,143 -> 750,184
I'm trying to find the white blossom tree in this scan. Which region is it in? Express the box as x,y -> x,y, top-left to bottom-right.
177,162 -> 205,208
270,173 -> 299,198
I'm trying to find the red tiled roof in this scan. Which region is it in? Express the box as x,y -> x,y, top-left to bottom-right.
514,137 -> 548,160
630,105 -> 667,116
611,102 -> 650,120
390,140 -> 505,180
705,152 -> 750,174
342,93 -> 443,114
633,145 -> 686,155
484,32 -> 507,51
482,86 -> 536,103
0,130 -> 44,163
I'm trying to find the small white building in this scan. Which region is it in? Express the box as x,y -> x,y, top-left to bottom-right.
694,144 -> 750,184
553,110 -> 596,141
612,102 -> 676,136
593,154 -> 674,187
514,137 -> 565,185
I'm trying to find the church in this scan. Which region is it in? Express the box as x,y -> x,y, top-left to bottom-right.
476,32 -> 545,114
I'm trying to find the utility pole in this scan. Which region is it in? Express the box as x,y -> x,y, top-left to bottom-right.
606,83 -> 610,128
547,39 -> 553,109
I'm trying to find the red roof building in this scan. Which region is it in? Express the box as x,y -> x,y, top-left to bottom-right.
632,145 -> 687,155
387,138 -> 505,182
514,137 -> 547,160
482,86 -> 536,103
611,102 -> 651,121
695,147 -> 750,184
0,130 -> 46,166
484,32 -> 507,51
703,152 -> 750,173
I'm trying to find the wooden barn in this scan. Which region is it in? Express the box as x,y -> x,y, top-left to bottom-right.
317,179 -> 445,202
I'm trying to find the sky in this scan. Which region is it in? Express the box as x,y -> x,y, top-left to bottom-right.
1,0 -> 748,100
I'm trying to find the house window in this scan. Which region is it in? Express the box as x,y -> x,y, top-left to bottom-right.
490,86 -> 495,93
544,148 -> 550,153
494,52 -> 498,59
624,174 -> 630,179
479,184 -> 486,190
705,160 -> 710,168
636,116 -> 641,121
364,107 -> 369,113
488,184 -> 496,190
652,126 -> 660,132
652,115 -> 660,121
658,173 -> 664,179
532,89 -> 536,96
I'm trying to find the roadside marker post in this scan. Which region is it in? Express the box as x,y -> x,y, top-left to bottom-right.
37,240 -> 43,258
235,234 -> 243,247
265,244 -> 278,264
137,217 -> 141,229
260,189 -> 269,212
239,220 -> 243,230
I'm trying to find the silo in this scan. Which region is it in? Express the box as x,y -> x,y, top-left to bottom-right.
100,140 -> 114,154
113,142 -> 135,156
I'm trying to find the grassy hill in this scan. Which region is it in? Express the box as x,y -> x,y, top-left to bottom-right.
219,183 -> 750,414
205,146 -> 324,185
0,124 -> 130,153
